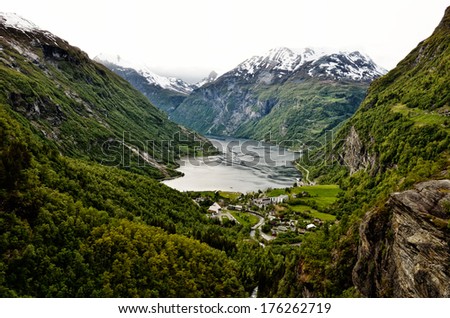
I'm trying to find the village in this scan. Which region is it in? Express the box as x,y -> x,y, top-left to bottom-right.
189,184 -> 340,245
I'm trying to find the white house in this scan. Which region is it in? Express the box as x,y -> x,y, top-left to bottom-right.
208,202 -> 222,214
270,194 -> 289,204
306,223 -> 317,230
252,198 -> 272,208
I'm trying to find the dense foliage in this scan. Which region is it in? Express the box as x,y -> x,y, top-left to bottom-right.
0,106 -> 249,297
0,23 -> 249,297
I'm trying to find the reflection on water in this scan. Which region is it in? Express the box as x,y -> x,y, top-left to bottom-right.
162,137 -> 301,193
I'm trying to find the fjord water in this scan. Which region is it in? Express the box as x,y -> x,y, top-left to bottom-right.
162,137 -> 301,193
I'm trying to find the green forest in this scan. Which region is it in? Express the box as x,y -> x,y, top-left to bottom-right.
1,104 -> 304,297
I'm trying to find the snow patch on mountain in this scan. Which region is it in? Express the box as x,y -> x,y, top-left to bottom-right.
0,12 -> 59,44
237,47 -> 301,75
234,47 -> 387,82
0,12 -> 39,32
194,71 -> 219,88
307,50 -> 388,81
94,53 -> 193,95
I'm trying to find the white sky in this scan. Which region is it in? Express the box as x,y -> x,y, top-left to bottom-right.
2,0 -> 449,82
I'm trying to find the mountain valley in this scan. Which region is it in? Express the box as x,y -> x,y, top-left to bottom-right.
99,47 -> 386,147
1,5 -> 450,299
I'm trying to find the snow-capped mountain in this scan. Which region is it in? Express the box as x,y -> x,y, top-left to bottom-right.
193,71 -> 219,89
0,12 -> 60,42
232,47 -> 387,83
0,12 -> 39,32
94,54 -> 194,95
305,49 -> 387,81
171,47 -> 387,140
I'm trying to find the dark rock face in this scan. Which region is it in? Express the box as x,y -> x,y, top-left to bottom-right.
42,44 -> 78,64
9,92 -> 66,125
341,126 -> 376,175
353,180 -> 450,297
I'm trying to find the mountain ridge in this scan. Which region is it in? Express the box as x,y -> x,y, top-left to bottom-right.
94,54 -> 195,95
0,12 -> 213,179
232,47 -> 386,83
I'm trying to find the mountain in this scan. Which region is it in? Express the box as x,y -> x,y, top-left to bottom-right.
171,47 -> 386,145
193,70 -> 219,89
0,12 -> 247,297
232,47 -> 385,83
94,54 -> 194,114
289,6 -> 450,297
94,54 -> 193,94
0,13 -> 214,179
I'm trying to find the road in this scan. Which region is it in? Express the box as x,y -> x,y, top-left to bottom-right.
297,163 -> 312,184
248,211 -> 275,241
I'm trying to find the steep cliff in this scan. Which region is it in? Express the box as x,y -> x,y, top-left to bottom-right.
335,6 -> 450,296
354,180 -> 450,297
341,126 -> 376,175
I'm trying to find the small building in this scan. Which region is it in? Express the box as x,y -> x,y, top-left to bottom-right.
253,198 -> 272,208
194,197 -> 206,203
228,204 -> 243,211
270,194 -> 289,204
208,202 -> 222,214
306,223 -> 317,230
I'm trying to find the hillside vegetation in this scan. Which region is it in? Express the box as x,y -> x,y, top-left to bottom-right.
289,6 -> 450,296
236,81 -> 367,146
0,24 -> 213,179
0,105 -> 248,296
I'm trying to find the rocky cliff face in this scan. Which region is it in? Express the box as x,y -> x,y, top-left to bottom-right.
353,180 -> 450,297
341,126 -> 376,175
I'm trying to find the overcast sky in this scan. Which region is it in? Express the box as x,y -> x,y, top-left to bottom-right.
2,0 -> 449,82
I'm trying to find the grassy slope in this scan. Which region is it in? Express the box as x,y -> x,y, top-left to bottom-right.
267,185 -> 340,221
0,26 -> 213,179
229,211 -> 260,227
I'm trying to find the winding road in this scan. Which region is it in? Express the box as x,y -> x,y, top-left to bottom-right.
248,211 -> 275,242
297,163 -> 312,184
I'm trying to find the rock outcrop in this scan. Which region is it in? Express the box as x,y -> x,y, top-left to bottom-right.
341,126 -> 376,175
353,180 -> 450,297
